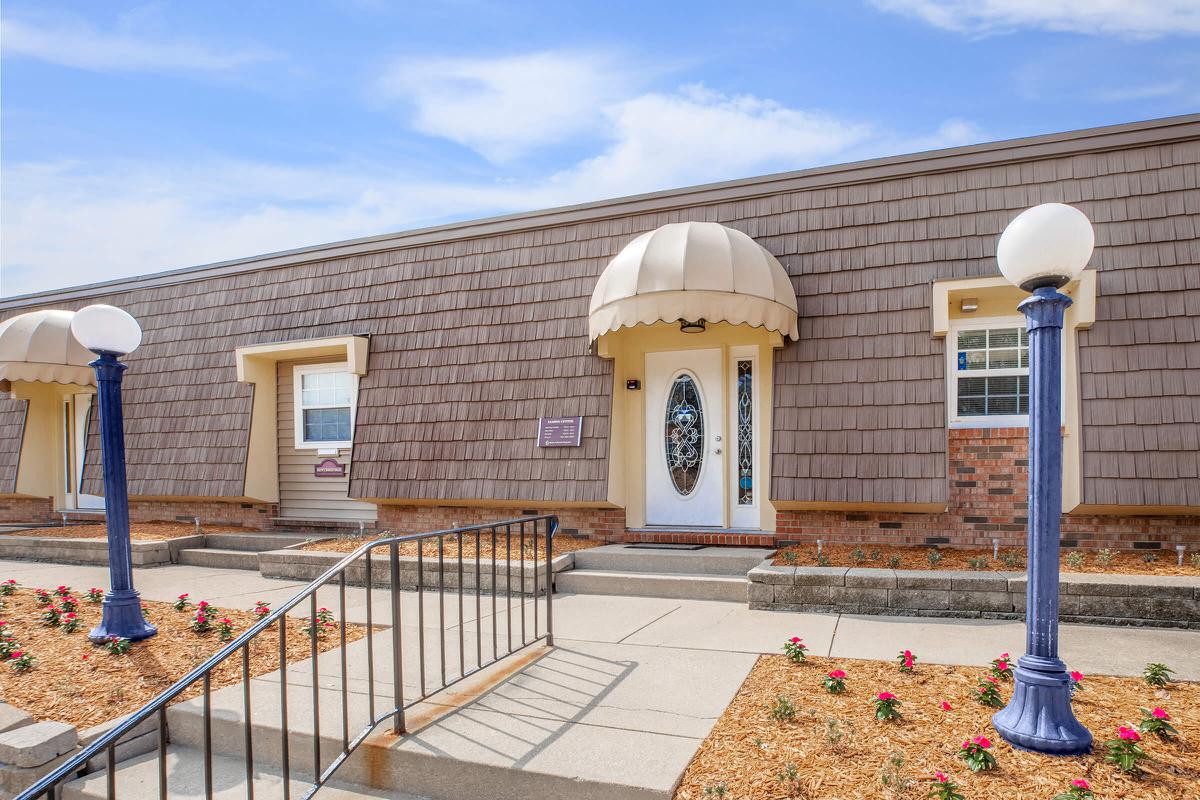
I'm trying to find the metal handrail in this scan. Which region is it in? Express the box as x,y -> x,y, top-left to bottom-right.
19,515 -> 558,800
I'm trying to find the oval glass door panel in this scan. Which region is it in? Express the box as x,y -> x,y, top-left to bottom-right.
665,374 -> 704,495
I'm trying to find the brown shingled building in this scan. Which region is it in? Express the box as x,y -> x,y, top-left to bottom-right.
1,115 -> 1198,552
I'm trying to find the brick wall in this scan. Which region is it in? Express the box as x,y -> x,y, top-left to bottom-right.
777,428 -> 1200,551
0,496 -> 55,524
128,499 -> 277,530
376,504 -> 625,539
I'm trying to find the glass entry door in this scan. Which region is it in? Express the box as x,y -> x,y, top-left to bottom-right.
63,394 -> 104,510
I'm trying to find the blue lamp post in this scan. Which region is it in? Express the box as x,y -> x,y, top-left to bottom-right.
991,203 -> 1093,755
70,304 -> 157,644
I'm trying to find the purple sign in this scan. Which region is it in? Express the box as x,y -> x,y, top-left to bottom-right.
314,458 -> 347,477
537,416 -> 583,447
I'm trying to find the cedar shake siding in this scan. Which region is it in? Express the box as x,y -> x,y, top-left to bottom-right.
0,398 -> 27,494
1,115 -> 1198,513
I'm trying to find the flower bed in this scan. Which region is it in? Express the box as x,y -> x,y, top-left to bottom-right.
0,585 -> 368,729
674,652 -> 1197,800
300,531 -> 603,558
773,543 -> 1199,577
0,522 -> 243,541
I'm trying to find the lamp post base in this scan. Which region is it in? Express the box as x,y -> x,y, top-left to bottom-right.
992,654 -> 1091,755
87,589 -> 157,643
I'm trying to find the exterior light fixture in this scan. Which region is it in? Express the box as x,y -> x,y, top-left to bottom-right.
679,318 -> 706,333
70,304 -> 157,643
960,297 -> 979,313
991,203 -> 1093,756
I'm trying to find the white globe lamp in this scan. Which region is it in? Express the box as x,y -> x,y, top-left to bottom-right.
70,304 -> 143,356
996,203 -> 1094,292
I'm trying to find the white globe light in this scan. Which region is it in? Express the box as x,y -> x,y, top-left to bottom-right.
996,203 -> 1094,291
70,304 -> 143,356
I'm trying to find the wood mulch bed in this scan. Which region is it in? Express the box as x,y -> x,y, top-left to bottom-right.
0,587 -> 368,730
676,654 -> 1199,800
773,543 -> 1200,577
0,522 -> 245,542
301,531 -> 603,558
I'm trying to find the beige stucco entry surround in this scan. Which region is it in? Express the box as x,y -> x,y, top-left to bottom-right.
590,221 -> 800,531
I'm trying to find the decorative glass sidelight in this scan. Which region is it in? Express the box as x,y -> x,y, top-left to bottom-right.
737,360 -> 753,505
665,374 -> 704,495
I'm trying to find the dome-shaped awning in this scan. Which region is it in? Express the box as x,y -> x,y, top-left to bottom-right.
588,221 -> 799,342
0,310 -> 96,385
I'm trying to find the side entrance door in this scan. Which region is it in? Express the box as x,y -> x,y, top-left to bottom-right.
644,349 -> 725,527
63,393 -> 104,510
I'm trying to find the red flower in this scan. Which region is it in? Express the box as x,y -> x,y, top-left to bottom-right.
1117,726 -> 1141,741
1151,707 -> 1169,719
1070,670 -> 1083,681
940,701 -> 952,711
65,612 -> 76,619
196,615 -> 206,623
198,601 -> 210,609
789,636 -> 801,643
1072,779 -> 1090,789
81,654 -> 89,661
935,771 -> 947,782
178,593 -> 189,600
10,651 -> 21,658
828,669 -> 846,679
1000,652 -> 1009,659
878,692 -> 896,701
996,660 -> 1008,671
972,735 -> 991,748
221,618 -> 231,625
985,676 -> 999,684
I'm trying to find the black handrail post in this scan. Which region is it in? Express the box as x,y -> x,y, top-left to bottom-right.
389,542 -> 405,735
546,517 -> 555,647
279,615 -> 290,800
365,550 -> 376,724
241,646 -> 254,800
309,594 -> 320,780
519,521 -> 527,646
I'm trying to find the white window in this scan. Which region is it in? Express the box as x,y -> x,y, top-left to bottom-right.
293,364 -> 357,449
947,317 -> 1030,428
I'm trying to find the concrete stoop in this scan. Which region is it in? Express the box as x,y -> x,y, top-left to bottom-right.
177,533 -> 317,572
69,634 -> 751,800
558,544 -> 774,602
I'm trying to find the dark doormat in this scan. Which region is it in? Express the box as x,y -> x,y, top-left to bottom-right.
623,543 -> 707,551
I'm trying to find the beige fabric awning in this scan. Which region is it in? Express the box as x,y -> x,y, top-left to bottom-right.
588,221 -> 799,342
0,310 -> 96,385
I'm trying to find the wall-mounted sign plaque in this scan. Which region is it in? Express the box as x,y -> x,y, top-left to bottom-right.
537,416 -> 583,447
314,458 -> 347,477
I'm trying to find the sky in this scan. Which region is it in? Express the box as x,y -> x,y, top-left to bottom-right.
1,1 -> 1197,298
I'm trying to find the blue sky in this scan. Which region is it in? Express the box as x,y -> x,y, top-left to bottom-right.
2,1 -> 1197,297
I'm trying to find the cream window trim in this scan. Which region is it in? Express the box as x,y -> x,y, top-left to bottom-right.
292,363 -> 357,451
233,335 -> 369,503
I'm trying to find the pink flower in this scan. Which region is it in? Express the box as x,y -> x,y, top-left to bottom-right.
1117,726 -> 1141,741
10,651 -> 21,658
198,601 -> 210,609
65,612 -> 76,619
996,660 -> 1008,671
903,649 -> 913,668
878,692 -> 896,701
972,735 -> 991,748
1151,707 -> 1169,719
789,636 -> 801,643
178,593 -> 188,600
221,618 -> 232,625
935,772 -> 947,782
940,701 -> 952,711
828,669 -> 846,679
1000,652 -> 1009,659
196,615 -> 206,623
1072,779 -> 1090,789
985,676 -> 999,684
1070,670 -> 1083,682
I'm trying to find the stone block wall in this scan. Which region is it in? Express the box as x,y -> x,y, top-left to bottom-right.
0,497 -> 55,524
748,563 -> 1200,629
777,428 -> 1200,552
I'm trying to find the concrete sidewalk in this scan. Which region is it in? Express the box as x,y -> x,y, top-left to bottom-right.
2,558 -> 1198,679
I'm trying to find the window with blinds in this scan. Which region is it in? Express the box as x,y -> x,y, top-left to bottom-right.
951,325 -> 1030,421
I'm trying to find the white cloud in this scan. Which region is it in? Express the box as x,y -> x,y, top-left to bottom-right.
871,0 -> 1200,38
0,15 -> 277,72
377,50 -> 637,162
1,84 -> 982,297
554,85 -> 874,197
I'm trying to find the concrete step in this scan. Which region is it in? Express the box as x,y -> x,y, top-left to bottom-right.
572,544 -> 773,576
203,532 -> 315,552
556,569 -> 748,602
161,635 -> 715,800
177,548 -> 260,571
62,745 -> 430,800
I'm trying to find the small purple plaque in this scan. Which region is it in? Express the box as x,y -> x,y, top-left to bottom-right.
314,458 -> 347,477
537,416 -> 583,447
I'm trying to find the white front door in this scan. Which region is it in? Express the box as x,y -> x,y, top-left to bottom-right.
645,349 -> 725,527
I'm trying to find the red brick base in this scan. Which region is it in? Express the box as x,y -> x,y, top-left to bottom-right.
0,496 -> 56,524
376,504 -> 626,540
777,428 -> 1200,552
